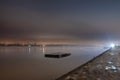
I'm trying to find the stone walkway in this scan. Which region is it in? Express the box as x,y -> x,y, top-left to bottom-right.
57,47 -> 120,80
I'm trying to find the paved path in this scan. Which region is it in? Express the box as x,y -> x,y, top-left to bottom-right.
57,47 -> 120,80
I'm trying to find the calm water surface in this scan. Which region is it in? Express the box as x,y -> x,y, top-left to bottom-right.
0,46 -> 109,80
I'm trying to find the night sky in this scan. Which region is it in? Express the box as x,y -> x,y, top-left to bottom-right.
0,0 -> 120,44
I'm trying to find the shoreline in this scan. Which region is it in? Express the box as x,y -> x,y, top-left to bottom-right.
56,48 -> 111,80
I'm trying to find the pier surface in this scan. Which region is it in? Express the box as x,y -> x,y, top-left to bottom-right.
57,47 -> 120,80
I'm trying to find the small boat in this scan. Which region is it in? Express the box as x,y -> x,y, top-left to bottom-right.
45,52 -> 71,58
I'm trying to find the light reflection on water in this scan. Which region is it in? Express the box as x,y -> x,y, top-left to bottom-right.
0,46 -> 108,80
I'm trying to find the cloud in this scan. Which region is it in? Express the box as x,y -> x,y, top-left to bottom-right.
0,0 -> 120,43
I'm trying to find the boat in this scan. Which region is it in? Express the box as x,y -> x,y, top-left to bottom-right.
45,52 -> 71,58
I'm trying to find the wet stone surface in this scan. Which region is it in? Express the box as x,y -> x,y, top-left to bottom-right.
57,47 -> 120,80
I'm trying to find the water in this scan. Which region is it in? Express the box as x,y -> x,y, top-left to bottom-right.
0,46 -> 109,80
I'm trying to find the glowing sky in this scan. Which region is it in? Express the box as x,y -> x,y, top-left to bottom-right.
0,0 -> 120,44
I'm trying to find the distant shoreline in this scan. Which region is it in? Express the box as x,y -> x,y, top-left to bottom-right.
0,44 -> 102,47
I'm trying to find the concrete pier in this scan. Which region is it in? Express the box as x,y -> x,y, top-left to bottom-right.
56,47 -> 120,80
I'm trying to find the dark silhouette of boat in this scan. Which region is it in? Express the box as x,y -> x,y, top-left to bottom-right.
45,52 -> 71,58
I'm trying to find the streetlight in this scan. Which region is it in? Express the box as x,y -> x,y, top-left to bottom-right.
110,43 -> 115,48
